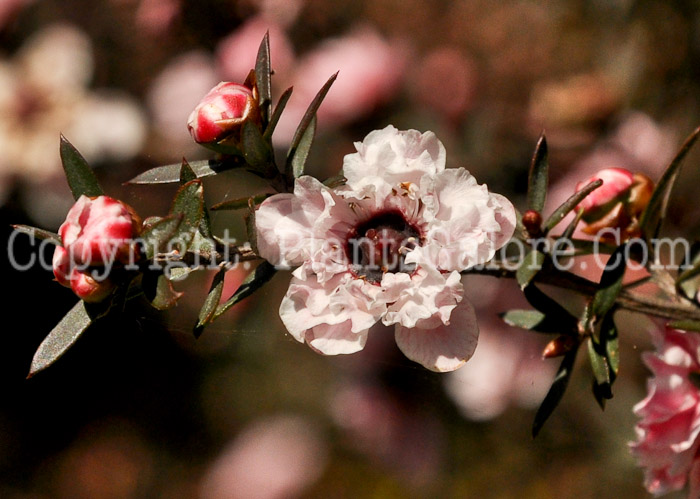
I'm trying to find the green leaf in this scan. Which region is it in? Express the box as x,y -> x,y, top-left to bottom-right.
532,346 -> 578,437
516,249 -> 546,289
263,86 -> 293,141
211,193 -> 272,211
213,261 -> 277,320
526,132 -> 548,213
544,179 -> 602,233
245,197 -> 258,254
140,214 -> 184,260
668,320 -> 700,332
591,243 -> 627,320
559,209 -> 584,242
255,31 -> 272,126
180,158 -> 197,183
639,126 -> 700,241
60,134 -> 103,200
242,120 -> 275,177
600,311 -> 619,381
11,225 -> 61,245
286,73 -> 337,171
170,180 -> 205,252
323,174 -> 347,188
126,159 -> 229,185
142,271 -> 183,310
587,337 -> 612,409
194,266 -> 227,337
289,115 -> 316,180
28,301 -> 93,378
500,309 -> 546,329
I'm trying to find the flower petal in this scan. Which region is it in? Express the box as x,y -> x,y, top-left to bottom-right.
304,320 -> 369,355
394,298 -> 479,372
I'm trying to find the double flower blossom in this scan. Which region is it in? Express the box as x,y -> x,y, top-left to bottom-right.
256,126 -> 516,371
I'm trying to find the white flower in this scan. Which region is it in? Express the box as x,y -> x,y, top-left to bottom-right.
256,125 -> 516,371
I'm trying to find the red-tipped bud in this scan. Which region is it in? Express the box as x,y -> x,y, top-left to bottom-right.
53,195 -> 141,302
522,209 -> 543,236
542,335 -> 577,359
187,81 -> 260,144
574,168 -> 654,239
69,269 -> 116,303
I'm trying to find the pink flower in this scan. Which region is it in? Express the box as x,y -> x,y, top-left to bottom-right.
272,27 -> 408,145
53,195 -> 141,302
574,167 -> 653,239
630,326 -> 700,497
255,126 -> 516,371
187,81 -> 260,144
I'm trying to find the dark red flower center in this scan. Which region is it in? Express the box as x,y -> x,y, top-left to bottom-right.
346,210 -> 420,283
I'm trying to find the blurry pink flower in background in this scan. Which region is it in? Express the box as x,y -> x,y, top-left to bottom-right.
199,415 -> 328,499
0,23 -> 146,224
444,318 -> 556,421
216,16 -> 295,83
272,27 -> 409,146
0,0 -> 33,30
146,50 -> 219,158
630,326 -> 700,497
135,0 -> 180,35
330,382 -> 444,488
410,46 -> 479,123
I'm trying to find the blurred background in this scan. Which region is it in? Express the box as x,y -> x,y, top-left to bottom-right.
2,0 -> 700,497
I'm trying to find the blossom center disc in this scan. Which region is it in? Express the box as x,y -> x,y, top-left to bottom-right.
347,211 -> 420,283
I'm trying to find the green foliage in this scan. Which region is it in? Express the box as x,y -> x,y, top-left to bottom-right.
60,134 -> 103,200
526,132 -> 548,213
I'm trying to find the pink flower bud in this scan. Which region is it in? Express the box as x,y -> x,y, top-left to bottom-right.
187,81 -> 260,144
53,195 -> 141,302
69,268 -> 116,303
575,167 -> 654,239
575,167 -> 634,218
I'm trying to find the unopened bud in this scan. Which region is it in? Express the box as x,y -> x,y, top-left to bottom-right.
69,269 -> 116,303
187,80 -> 261,144
574,167 -> 654,240
542,335 -> 577,359
522,209 -> 543,237
53,195 -> 141,303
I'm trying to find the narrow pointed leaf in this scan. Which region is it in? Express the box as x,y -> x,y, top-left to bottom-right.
245,197 -> 258,254
12,225 -> 61,245
255,31 -> 272,126
290,115 -> 316,179
532,347 -> 578,437
211,193 -> 272,211
639,126 -> 700,241
668,320 -> 700,332
591,243 -> 627,320
60,135 -> 103,200
587,337 -> 612,409
213,261 -> 277,320
140,214 -> 184,260
527,133 -> 548,213
126,159 -> 228,184
194,266 -> 227,337
142,271 -> 183,310
242,121 -> 275,176
28,301 -> 93,378
263,86 -> 293,141
499,309 -> 568,334
180,158 -> 197,183
600,311 -> 619,380
516,249 -> 546,289
286,73 -> 337,171
170,180 -> 205,252
544,179 -> 602,233
323,174 -> 347,188
560,209 -> 584,241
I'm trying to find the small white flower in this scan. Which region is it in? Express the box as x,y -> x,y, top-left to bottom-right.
256,125 -> 516,371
